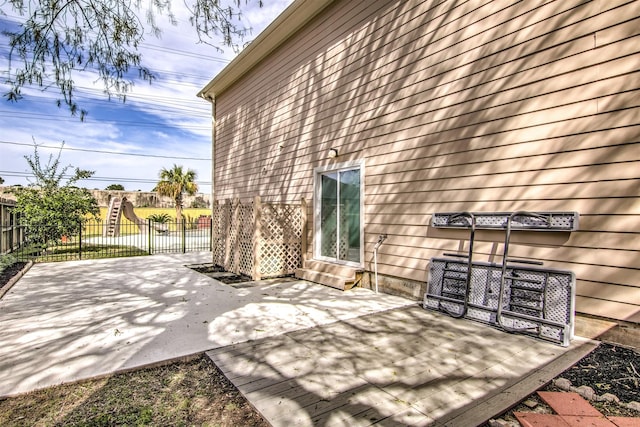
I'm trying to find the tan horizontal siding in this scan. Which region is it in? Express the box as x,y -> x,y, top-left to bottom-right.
366,200 -> 639,218
213,0 -> 640,322
575,296 -> 640,323
217,2 -> 639,149
215,121 -> 640,196
217,0 -> 482,115
365,215 -> 639,236
216,84 -> 640,180
368,229 -> 634,257
217,0 -> 600,132
366,128 -> 640,175
365,230 -> 640,254
215,125 -> 640,191
369,157 -> 640,192
214,13 -> 637,155
368,180 -> 640,202
368,248 -> 639,296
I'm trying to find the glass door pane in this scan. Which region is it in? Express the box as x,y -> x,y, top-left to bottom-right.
339,169 -> 360,263
320,172 -> 338,259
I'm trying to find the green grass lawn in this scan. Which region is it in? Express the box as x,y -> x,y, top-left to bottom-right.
13,242 -> 149,262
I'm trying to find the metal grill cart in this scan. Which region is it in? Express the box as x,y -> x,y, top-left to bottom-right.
424,211 -> 579,346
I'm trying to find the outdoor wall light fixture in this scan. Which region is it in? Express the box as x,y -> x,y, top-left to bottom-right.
328,148 -> 339,158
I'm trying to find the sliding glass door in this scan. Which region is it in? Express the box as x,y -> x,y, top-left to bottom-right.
316,163 -> 363,265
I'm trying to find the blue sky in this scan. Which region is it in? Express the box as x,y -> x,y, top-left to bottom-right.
0,0 -> 294,193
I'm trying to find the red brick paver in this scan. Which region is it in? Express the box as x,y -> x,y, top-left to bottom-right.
538,391 -> 604,417
515,412 -> 570,426
514,392 -> 640,427
559,415 -> 617,427
607,417 -> 640,427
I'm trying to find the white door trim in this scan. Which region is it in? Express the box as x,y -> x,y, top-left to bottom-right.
313,159 -> 365,268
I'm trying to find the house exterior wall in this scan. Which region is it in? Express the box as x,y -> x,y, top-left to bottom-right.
210,0 -> 640,323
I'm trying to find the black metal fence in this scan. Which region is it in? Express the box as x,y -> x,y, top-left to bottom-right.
9,218 -> 212,262
1,198 -> 25,255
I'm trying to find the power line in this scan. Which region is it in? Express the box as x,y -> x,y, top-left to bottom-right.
0,111 -> 212,130
0,98 -> 211,121
0,76 -> 210,106
0,171 -> 212,186
0,108 -> 210,123
0,140 -> 212,161
0,36 -> 232,66
0,52 -> 215,86
152,68 -> 216,82
0,80 -> 212,121
0,58 -> 217,101
141,44 -> 230,64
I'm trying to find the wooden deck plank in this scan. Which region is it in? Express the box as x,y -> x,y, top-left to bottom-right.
244,377 -> 303,402
207,305 -> 595,427
206,333 -> 297,365
252,374 -> 371,423
310,385 -> 430,427
206,335 -> 313,381
386,336 -> 562,410
436,337 -> 599,426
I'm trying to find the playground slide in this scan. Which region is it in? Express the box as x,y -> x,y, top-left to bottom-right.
121,198 -> 148,233
104,197 -> 168,236
121,198 -> 168,234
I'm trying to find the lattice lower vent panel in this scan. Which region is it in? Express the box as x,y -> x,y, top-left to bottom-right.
211,199 -> 303,279
259,203 -> 303,277
424,258 -> 575,346
211,202 -> 231,266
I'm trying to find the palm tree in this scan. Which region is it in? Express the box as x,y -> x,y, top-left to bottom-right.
155,165 -> 198,226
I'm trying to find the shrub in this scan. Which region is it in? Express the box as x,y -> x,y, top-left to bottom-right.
147,213 -> 172,224
12,143 -> 99,244
0,254 -> 17,272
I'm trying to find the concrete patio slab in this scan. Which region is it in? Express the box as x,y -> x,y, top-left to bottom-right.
0,253 -> 415,397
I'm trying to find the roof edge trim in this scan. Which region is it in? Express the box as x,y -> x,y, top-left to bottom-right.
198,0 -> 335,99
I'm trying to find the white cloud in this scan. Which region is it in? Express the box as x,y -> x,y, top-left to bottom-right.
0,0 -> 294,193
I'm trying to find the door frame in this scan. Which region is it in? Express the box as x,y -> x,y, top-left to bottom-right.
313,159 -> 365,268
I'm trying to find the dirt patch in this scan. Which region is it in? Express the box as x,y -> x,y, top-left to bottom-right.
553,342 -> 640,404
188,263 -> 254,285
188,263 -> 226,274
0,261 -> 27,296
217,274 -> 254,285
0,355 -> 269,427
